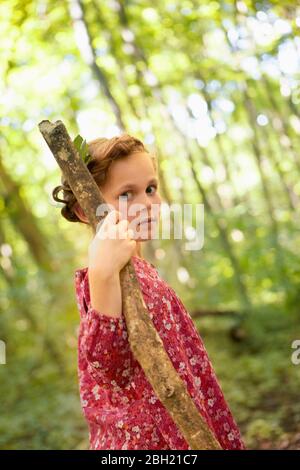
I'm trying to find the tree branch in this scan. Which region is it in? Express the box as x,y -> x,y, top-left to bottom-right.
38,119 -> 221,450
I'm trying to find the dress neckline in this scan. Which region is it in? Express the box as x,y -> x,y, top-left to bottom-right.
131,255 -> 157,270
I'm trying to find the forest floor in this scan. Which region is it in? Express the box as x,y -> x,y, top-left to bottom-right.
0,303 -> 299,450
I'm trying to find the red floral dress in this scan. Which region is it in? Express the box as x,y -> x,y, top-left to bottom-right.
74,255 -> 245,450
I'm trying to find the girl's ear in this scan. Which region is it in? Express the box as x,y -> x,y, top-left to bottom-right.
73,202 -> 89,224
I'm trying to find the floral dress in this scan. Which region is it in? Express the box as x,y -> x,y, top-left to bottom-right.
74,255 -> 245,450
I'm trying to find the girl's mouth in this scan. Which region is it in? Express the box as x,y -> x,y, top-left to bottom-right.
138,217 -> 157,227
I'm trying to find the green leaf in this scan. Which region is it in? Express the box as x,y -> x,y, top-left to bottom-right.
73,134 -> 92,164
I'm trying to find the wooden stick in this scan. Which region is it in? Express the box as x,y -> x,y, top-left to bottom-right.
38,119 -> 221,450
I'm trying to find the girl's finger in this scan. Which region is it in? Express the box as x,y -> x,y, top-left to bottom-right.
96,210 -> 120,238
116,221 -> 130,239
117,219 -> 129,231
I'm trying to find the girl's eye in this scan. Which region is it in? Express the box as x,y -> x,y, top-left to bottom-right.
119,184 -> 157,199
119,191 -> 132,200
146,184 -> 157,195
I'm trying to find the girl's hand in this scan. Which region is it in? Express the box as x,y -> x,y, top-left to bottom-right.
88,209 -> 137,279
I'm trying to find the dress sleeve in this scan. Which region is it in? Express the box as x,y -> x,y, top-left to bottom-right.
75,269 -> 137,388
169,288 -> 246,450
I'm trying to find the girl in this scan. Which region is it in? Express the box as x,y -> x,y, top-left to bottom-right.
52,134 -> 245,450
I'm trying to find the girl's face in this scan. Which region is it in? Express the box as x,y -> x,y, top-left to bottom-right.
99,151 -> 162,241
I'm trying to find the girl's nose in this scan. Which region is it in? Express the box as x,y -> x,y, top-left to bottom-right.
135,192 -> 161,216
138,194 -> 153,210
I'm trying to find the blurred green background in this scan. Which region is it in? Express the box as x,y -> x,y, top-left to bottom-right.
0,0 -> 300,450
